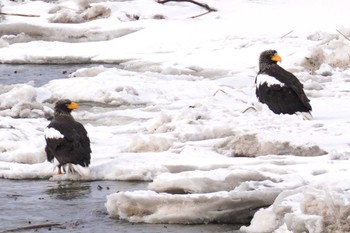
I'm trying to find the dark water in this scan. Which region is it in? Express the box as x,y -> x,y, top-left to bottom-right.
0,64 -> 116,87
0,64 -> 242,232
0,179 -> 239,233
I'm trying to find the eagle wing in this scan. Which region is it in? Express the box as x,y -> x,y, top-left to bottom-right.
45,119 -> 91,167
264,65 -> 312,111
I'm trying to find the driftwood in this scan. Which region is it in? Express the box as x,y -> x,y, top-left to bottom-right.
0,12 -> 40,17
157,0 -> 216,18
1,223 -> 61,233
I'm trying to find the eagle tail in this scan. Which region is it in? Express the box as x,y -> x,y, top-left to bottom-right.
297,111 -> 313,120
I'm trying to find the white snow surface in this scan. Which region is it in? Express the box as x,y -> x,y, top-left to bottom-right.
1,0 -> 350,232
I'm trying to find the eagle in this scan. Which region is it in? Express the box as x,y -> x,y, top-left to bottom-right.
255,50 -> 312,119
44,99 -> 91,175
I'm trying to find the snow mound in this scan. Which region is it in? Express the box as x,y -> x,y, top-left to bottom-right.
301,32 -> 350,72
0,161 -> 53,179
0,84 -> 36,108
241,176 -> 350,233
300,47 -> 326,74
0,117 -> 48,164
0,84 -> 46,118
0,144 -> 46,164
148,169 -> 268,194
0,22 -> 141,44
216,134 -> 327,157
44,69 -> 155,105
146,112 -> 173,133
69,65 -> 110,78
105,189 -> 278,224
0,38 -> 9,48
123,135 -> 173,153
49,4 -> 111,24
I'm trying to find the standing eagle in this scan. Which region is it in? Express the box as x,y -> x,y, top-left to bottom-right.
255,50 -> 312,119
44,99 -> 91,175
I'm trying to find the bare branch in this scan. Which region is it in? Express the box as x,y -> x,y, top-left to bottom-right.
213,89 -> 228,96
336,29 -> 350,42
189,10 -> 213,19
242,106 -> 257,114
280,30 -> 294,39
157,0 -> 217,13
2,223 -> 61,233
0,12 -> 40,17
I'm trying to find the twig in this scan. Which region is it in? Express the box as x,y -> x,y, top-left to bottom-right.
189,10 -> 212,19
2,223 -> 61,233
242,106 -> 257,114
158,0 -> 216,12
336,29 -> 350,42
0,12 -> 40,17
280,30 -> 294,38
213,89 -> 228,96
157,0 -> 216,13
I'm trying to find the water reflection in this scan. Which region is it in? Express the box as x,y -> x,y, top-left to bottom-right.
45,181 -> 91,200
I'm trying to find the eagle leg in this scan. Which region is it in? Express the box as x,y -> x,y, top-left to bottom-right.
57,165 -> 62,175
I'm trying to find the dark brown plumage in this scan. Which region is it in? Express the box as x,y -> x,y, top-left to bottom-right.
44,99 -> 91,174
255,50 -> 312,118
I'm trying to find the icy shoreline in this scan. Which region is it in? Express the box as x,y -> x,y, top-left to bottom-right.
1,0 -> 350,232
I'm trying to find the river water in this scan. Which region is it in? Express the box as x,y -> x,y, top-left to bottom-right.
0,64 -> 117,87
0,64 -> 242,232
0,179 -> 238,233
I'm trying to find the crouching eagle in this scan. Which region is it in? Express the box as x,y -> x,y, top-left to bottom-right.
44,99 -> 91,175
255,50 -> 312,119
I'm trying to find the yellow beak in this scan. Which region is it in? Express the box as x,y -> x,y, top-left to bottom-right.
67,101 -> 79,110
271,54 -> 282,62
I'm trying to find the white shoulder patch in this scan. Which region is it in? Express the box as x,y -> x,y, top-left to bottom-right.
44,127 -> 64,139
256,74 -> 284,87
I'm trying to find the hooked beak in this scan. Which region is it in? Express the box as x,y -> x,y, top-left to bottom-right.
271,54 -> 282,62
67,101 -> 79,110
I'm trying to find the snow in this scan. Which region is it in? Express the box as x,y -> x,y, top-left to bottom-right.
1,0 -> 350,232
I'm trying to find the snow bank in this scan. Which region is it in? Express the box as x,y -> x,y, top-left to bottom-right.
106,189 -> 278,224
0,146 -> 46,164
241,175 -> 350,233
49,4 -> 111,24
105,154 -> 350,227
123,135 -> 173,153
0,117 -> 47,165
0,84 -> 47,118
0,161 -> 53,179
216,134 -> 327,157
148,168 -> 269,194
300,35 -> 350,73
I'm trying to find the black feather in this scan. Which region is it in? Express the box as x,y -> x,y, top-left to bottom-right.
45,99 -> 91,170
255,50 -> 312,115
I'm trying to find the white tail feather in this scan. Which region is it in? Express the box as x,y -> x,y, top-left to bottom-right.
71,164 -> 90,177
297,111 -> 313,120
